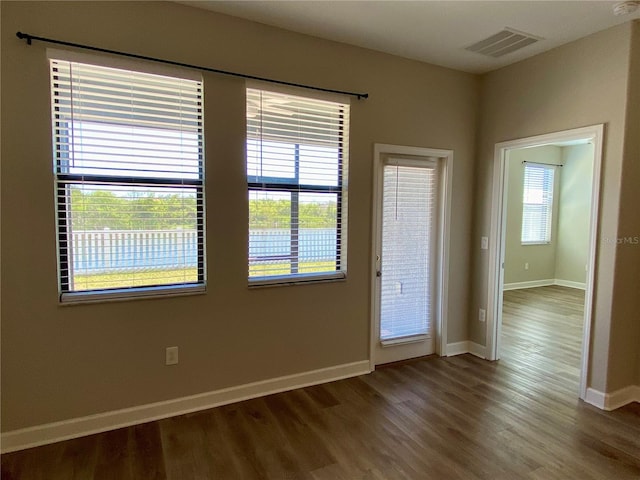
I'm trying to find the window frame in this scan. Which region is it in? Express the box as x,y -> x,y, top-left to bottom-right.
49,50 -> 206,303
521,163 -> 555,246
246,85 -> 349,286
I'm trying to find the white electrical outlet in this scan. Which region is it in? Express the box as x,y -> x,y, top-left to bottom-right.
479,308 -> 486,323
166,346 -> 179,365
481,236 -> 489,250
525,262 -> 529,270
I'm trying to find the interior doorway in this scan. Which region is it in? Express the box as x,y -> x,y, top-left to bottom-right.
370,144 -> 452,368
501,141 -> 594,386
486,125 -> 604,400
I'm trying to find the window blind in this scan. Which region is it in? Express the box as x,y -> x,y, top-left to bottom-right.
522,164 -> 555,244
380,164 -> 436,341
246,88 -> 349,282
50,59 -> 205,296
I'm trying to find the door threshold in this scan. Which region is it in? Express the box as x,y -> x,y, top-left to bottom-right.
375,354 -> 437,369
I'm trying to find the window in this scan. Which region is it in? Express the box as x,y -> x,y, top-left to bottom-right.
247,88 -> 349,284
50,58 -> 205,301
521,164 -> 555,244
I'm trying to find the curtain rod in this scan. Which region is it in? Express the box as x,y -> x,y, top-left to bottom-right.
16,31 -> 369,100
522,161 -> 563,167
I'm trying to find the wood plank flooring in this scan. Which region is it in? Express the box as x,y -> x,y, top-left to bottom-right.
501,285 -> 586,389
3,286 -> 639,479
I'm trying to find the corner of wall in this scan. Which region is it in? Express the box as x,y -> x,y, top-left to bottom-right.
606,17 -> 640,394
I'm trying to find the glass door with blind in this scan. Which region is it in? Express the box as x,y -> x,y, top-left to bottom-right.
373,157 -> 439,365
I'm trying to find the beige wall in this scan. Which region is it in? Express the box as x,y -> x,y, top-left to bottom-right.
2,3 -> 638,435
610,20 -> 640,391
556,144 -> 594,286
504,144 -> 594,288
473,23 -> 633,393
634,23 -> 640,390
1,1 -> 479,430
503,146 -> 561,285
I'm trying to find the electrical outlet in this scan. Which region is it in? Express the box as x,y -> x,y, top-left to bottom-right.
481,236 -> 489,250
166,346 -> 179,366
525,262 -> 529,270
479,308 -> 486,323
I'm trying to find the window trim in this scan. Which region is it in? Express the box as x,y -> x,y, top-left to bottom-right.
60,284 -> 206,305
49,51 -> 206,303
248,271 -> 346,289
246,86 -> 350,286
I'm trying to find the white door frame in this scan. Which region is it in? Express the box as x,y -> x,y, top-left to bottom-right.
486,125 -> 604,400
370,143 -> 453,370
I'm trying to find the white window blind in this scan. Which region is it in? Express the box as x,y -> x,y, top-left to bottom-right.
50,59 -> 205,298
380,164 -> 436,341
522,164 -> 555,244
246,88 -> 349,283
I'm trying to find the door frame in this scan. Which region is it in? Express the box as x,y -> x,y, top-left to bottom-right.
370,144 -> 453,370
486,125 -> 604,400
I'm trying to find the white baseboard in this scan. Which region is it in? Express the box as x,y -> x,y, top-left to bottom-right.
1,360 -> 371,454
503,279 -> 555,291
503,278 -> 586,291
584,388 -> 606,409
446,341 -> 486,360
446,341 -> 470,356
469,342 -> 487,359
553,279 -> 586,290
584,385 -> 640,411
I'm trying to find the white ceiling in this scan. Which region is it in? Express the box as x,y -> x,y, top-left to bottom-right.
180,1 -> 640,73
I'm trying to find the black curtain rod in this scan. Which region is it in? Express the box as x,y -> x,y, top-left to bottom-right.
16,31 -> 369,100
522,161 -> 563,167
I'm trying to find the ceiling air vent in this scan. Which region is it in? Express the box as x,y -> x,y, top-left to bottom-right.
466,28 -> 542,58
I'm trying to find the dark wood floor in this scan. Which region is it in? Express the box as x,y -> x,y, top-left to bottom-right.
3,286 -> 640,479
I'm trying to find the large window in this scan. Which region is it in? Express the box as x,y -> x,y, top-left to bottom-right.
51,58 -> 205,301
247,88 -> 349,284
521,164 -> 555,244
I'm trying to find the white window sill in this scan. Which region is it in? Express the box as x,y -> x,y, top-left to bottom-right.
248,271 -> 346,288
521,241 -> 551,246
59,283 -> 206,305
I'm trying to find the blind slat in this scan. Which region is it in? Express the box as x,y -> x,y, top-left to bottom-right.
51,59 -> 205,295
522,164 -> 555,243
247,88 -> 349,281
380,165 -> 435,341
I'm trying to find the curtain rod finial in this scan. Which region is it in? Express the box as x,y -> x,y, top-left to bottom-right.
16,31 -> 32,44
